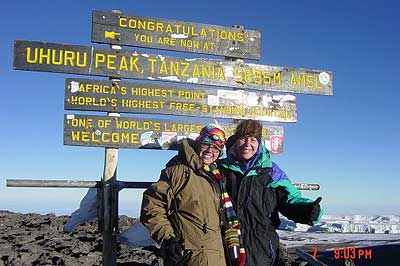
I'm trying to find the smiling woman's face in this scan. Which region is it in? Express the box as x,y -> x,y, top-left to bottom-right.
198,143 -> 220,165
235,135 -> 259,160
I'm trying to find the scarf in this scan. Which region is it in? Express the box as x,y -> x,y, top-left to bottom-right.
203,163 -> 246,266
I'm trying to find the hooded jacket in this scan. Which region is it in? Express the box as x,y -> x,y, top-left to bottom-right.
140,139 -> 226,266
219,145 -> 322,266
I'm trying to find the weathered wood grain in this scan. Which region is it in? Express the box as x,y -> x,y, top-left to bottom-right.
64,78 -> 297,122
14,40 -> 333,95
63,114 -> 285,154
92,10 -> 261,59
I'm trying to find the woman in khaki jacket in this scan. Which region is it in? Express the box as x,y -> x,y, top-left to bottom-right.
140,125 -> 227,266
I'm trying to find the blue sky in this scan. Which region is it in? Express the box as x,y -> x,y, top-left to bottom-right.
1,0 -> 399,217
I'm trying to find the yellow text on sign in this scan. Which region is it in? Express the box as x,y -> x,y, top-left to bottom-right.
26,47 -> 87,67
94,53 -> 140,72
71,131 -> 140,144
67,117 -> 113,129
118,17 -> 245,42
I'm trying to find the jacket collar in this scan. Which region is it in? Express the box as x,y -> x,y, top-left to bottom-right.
220,145 -> 272,176
166,139 -> 203,171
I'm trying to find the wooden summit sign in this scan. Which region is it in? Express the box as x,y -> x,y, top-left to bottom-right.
64,114 -> 285,154
64,78 -> 297,122
14,40 -> 333,95
92,10 -> 261,60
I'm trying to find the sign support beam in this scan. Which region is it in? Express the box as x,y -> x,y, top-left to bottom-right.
6,179 -> 320,191
102,21 -> 122,266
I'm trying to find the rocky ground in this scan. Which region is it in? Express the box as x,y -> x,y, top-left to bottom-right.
0,211 -> 160,266
0,211 -> 307,266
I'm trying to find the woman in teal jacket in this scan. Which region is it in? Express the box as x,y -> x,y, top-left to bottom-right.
219,120 -> 323,266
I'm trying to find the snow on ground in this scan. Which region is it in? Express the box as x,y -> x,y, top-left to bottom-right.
278,215 -> 400,250
279,214 -> 400,234
278,230 -> 400,248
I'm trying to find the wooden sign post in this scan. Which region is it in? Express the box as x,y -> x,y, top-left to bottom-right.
101,29 -> 122,265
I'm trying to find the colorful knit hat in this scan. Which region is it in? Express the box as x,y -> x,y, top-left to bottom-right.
195,124 -> 226,151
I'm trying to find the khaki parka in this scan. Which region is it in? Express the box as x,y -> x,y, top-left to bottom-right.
140,139 -> 226,266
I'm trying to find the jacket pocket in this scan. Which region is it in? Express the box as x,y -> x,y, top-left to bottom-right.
182,216 -> 215,242
187,250 -> 207,266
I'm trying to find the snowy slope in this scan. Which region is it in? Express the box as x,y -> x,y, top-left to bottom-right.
279,215 -> 400,234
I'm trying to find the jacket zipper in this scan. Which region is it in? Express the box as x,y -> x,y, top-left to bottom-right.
269,240 -> 275,259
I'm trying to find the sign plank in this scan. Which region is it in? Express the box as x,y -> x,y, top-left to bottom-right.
64,78 -> 297,122
64,114 -> 284,154
14,40 -> 333,95
92,10 -> 261,60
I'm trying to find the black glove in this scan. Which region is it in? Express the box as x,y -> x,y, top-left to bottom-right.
307,197 -> 322,226
161,238 -> 184,265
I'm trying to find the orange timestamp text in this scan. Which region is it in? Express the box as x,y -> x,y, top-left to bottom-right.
312,246 -> 372,260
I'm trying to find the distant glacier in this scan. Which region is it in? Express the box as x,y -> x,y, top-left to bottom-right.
279,214 -> 400,234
